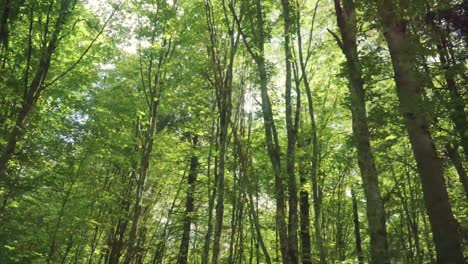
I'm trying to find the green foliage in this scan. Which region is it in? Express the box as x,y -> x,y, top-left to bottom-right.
0,0 -> 466,263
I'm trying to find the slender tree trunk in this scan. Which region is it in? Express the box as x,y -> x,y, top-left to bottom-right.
298,153 -> 312,264
232,107 -> 272,264
177,136 -> 199,264
108,170 -> 133,264
126,15 -> 175,259
211,111 -> 229,264
151,171 -> 187,264
0,0 -> 74,179
87,226 -> 101,264
256,55 -> 291,264
280,0 -> 299,262
351,189 -> 364,264
335,179 -> 346,262
228,113 -> 243,264
231,0 -> 291,262
294,1 -> 323,261
202,115 -> 217,264
47,155 -> 87,264
204,2 -> 238,261
445,143 -> 468,200
428,15 -> 468,159
125,171 -> 144,263
61,232 -> 75,264
376,0 -> 464,262
0,0 -> 11,51
401,161 -> 422,263
227,174 -> 238,264
125,101 -> 159,264
332,1 -> 389,263
246,188 -> 272,264
310,134 -> 325,264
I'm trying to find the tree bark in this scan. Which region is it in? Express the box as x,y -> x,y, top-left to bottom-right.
204,2 -> 238,261
176,136 -> 199,264
202,114 -> 217,264
428,14 -> 468,159
125,94 -> 161,264
108,170 -> 133,264
231,0 -> 291,262
151,172 -> 187,264
376,0 -> 465,263
280,0 -> 299,262
332,1 -> 390,263
298,150 -> 312,264
293,1 -> 321,262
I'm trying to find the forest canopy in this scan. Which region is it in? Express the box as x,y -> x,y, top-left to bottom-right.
0,0 -> 466,263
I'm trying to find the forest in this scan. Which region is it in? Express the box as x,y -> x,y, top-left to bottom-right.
0,0 -> 466,263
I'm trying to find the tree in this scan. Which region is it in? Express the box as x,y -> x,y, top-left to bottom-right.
331,0 -> 390,263
1,1 -> 466,263
375,0 -> 464,262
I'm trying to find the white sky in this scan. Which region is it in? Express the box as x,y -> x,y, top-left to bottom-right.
84,0 -> 142,54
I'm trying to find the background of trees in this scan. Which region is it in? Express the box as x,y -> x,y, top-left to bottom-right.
0,0 -> 466,263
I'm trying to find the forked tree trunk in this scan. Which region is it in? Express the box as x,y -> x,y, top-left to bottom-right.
125,96 -> 161,264
0,0 -> 74,179
231,0 -> 291,262
428,15 -> 468,159
204,1 -> 238,261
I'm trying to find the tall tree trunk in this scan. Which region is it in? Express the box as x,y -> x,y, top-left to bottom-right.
125,12 -> 175,259
228,108 -> 243,264
47,155 -> 88,263
428,14 -> 468,159
0,0 -> 11,51
0,0 -> 74,179
255,43 -> 291,264
294,1 -> 323,261
151,172 -> 187,264
376,0 -> 465,263
211,109 -> 229,264
176,136 -> 199,264
125,98 -> 160,264
233,107 -> 272,264
332,1 -> 389,263
204,1 -> 238,261
401,160 -> 422,263
281,0 -> 299,262
211,101 -> 229,264
231,0 -> 291,262
298,150 -> 312,264
86,226 -> 102,264
335,178 -> 346,262
108,170 -> 133,264
202,114 -> 217,264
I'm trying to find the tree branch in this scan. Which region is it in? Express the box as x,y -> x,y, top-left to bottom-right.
44,10 -> 115,88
